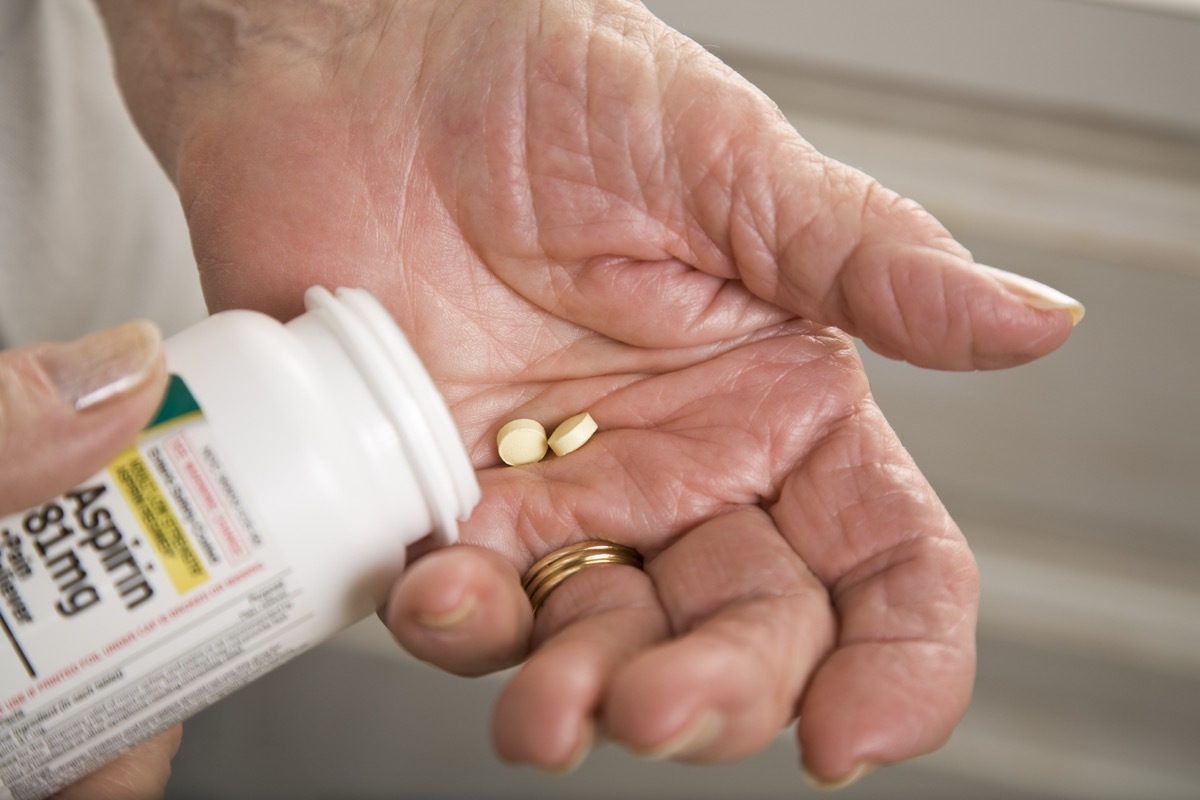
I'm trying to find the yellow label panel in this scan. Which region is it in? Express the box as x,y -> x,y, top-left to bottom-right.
109,447 -> 209,594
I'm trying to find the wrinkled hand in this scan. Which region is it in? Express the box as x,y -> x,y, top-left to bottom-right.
0,324 -> 181,798
99,0 -> 1080,784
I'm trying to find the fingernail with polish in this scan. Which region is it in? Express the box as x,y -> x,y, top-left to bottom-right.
637,710 -> 723,761
803,762 -> 876,791
37,321 -> 163,411
977,264 -> 1085,325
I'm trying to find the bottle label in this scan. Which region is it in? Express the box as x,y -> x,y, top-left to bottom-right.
0,376 -> 310,799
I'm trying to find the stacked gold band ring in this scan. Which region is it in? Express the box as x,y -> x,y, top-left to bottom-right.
521,540 -> 644,614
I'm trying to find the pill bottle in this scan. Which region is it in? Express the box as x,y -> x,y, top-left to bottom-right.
0,286 -> 480,800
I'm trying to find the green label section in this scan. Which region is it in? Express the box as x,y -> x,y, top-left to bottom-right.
147,374 -> 201,430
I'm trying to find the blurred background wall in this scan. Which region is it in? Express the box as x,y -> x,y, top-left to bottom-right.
167,1 -> 1200,798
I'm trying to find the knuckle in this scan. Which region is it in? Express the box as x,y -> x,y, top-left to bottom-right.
0,348 -> 56,459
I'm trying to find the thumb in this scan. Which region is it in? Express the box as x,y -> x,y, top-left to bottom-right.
0,322 -> 168,512
657,31 -> 1084,370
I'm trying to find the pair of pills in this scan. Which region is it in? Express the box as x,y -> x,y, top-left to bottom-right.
497,412 -> 598,466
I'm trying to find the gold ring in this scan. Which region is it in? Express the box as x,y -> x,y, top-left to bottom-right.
521,540 -> 644,614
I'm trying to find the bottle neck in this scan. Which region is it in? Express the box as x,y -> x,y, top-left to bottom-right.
287,287 -> 480,546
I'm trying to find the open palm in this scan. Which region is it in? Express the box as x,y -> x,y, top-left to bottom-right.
109,0 -> 1078,784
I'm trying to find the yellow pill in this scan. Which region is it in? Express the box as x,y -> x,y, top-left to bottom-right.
548,412 -> 598,457
497,418 -> 548,466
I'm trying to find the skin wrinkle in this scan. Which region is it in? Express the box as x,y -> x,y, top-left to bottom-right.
729,370 -> 792,461
730,181 -> 782,302
582,30 -> 643,214
527,52 -> 601,262
686,152 -> 739,269
431,9 -> 535,281
762,345 -> 869,468
636,62 -> 677,224
676,441 -> 754,514
524,320 -> 581,374
832,460 -> 931,558
880,250 -> 922,362
679,171 -> 738,281
657,532 -> 823,624
693,279 -> 751,341
837,578 -> 976,651
659,46 -> 745,270
758,399 -> 837,496
713,137 -> 751,283
746,150 -> 827,309
615,262 -> 743,342
487,290 -> 808,388
739,123 -> 797,265
574,7 -> 607,214
845,176 -> 883,297
765,405 -> 888,571
571,466 -> 664,554
933,255 -> 975,367
642,28 -> 692,226
452,25 -> 507,246
568,67 -> 680,269
907,255 -> 952,363
409,57 -> 545,365
536,571 -> 665,642
501,467 -> 563,562
683,429 -> 767,508
827,517 -> 976,644
658,357 -> 803,500
519,11 -> 541,257
476,303 -> 532,372
355,28 -> 427,237
811,173 -> 879,335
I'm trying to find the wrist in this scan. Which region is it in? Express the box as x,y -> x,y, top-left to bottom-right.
92,0 -> 390,179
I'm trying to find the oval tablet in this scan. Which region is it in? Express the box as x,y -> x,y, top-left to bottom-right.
548,412 -> 597,456
497,418 -> 548,465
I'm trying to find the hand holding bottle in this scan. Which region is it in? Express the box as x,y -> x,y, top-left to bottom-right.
0,323 -> 179,799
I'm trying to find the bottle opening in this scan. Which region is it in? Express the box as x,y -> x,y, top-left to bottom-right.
302,286 -> 480,545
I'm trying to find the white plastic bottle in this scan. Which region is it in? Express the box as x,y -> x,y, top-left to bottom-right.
0,286 -> 481,800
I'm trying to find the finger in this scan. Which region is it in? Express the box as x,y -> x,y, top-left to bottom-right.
0,322 -> 168,512
52,724 -> 182,800
770,401 -> 978,784
383,544 -> 533,676
491,558 -> 668,772
602,508 -> 834,762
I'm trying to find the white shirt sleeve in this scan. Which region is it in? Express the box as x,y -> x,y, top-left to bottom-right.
0,0 -> 206,348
